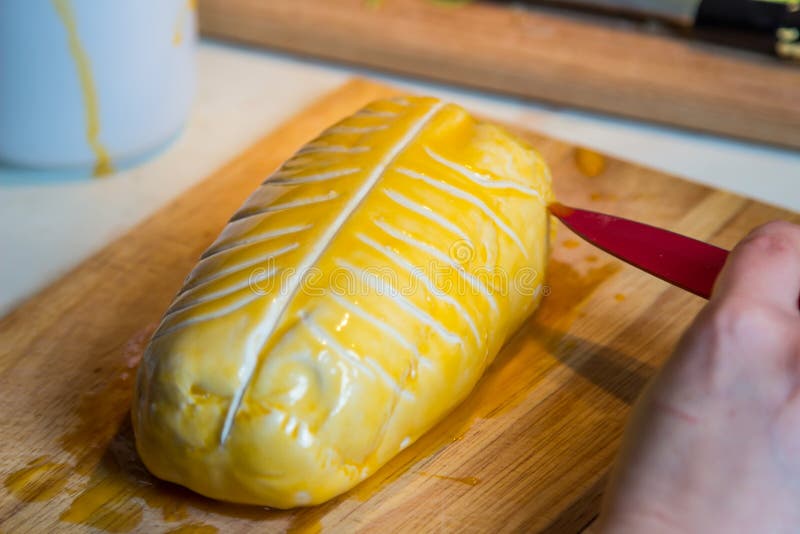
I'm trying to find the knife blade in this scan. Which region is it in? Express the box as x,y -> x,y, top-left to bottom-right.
549,202 -> 800,309
548,202 -> 729,299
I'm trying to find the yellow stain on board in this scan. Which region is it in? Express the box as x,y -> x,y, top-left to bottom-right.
59,467 -> 144,533
285,518 -> 323,534
419,472 -> 480,486
589,192 -> 618,203
165,523 -> 220,534
3,457 -> 70,502
52,0 -> 114,177
574,147 -> 605,178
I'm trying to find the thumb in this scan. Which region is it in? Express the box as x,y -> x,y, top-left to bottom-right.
712,221 -> 800,315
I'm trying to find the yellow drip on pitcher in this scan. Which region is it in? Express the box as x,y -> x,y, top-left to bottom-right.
173,0 -> 197,45
52,0 -> 114,177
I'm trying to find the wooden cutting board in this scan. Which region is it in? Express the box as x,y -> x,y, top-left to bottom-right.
197,0 -> 800,150
1,79 -> 797,534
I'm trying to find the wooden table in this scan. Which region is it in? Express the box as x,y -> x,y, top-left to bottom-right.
199,0 -> 800,149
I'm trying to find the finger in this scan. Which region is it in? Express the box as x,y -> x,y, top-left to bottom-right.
712,221 -> 800,312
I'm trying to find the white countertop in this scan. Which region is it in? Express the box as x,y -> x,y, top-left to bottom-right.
1,40 -> 798,317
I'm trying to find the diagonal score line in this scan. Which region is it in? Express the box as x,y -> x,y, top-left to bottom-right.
218,100 -> 447,444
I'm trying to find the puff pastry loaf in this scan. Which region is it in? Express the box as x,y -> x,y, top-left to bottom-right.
133,97 -> 553,508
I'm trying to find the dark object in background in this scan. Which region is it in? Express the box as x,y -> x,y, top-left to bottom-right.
695,0 -> 799,57
530,0 -> 800,58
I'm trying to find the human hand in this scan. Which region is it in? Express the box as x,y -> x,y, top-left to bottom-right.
598,221 -> 800,534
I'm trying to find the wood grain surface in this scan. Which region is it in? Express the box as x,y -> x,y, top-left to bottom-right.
1,79 -> 797,533
197,0 -> 800,150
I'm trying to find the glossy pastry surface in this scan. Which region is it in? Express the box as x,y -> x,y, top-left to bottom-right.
133,97 -> 553,508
